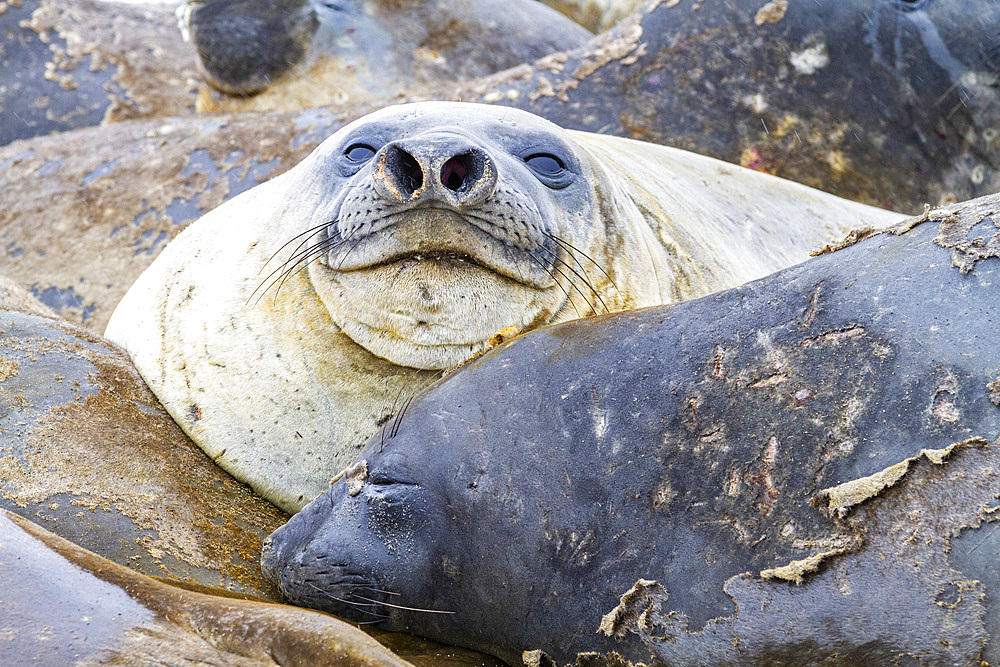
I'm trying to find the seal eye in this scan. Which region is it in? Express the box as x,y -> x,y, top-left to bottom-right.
887,0 -> 927,11
524,153 -> 565,176
345,144 -> 376,163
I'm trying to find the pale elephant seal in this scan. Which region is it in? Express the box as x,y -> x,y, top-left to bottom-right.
263,194 -> 1000,664
105,102 -> 903,513
181,0 -> 592,113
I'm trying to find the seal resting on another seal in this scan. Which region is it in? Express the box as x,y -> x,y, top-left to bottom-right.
262,194 -> 1000,665
105,102 -> 903,513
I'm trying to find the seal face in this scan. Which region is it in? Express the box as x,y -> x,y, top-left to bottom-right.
106,101 -> 902,513
301,105 -> 592,369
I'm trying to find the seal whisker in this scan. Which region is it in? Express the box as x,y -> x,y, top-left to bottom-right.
380,378 -> 412,451
275,231 -> 354,282
522,251 -> 580,318
390,392 -> 416,439
305,583 -> 388,618
335,234 -> 367,270
539,242 -> 602,308
350,594 -> 456,615
527,251 -> 583,318
260,220 -> 337,273
339,582 -> 401,596
265,231 -> 356,304
542,231 -> 622,299
534,244 -> 609,314
248,231 -> 354,306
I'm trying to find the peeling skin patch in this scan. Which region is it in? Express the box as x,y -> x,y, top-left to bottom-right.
789,39 -> 829,76
345,459 -> 368,496
810,227 -> 879,257
754,0 -> 788,26
814,438 -> 984,519
988,379 -> 1000,407
572,14 -> 644,81
800,325 -> 865,347
598,579 -> 664,638
933,209 -> 1000,275
759,546 -> 851,585
0,357 -> 19,381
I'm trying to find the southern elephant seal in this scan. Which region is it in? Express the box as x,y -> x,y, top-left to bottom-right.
0,510 -> 412,666
106,102 -> 903,513
181,0 -> 592,113
263,193 -> 1000,664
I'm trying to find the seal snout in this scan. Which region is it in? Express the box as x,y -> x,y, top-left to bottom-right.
373,137 -> 496,208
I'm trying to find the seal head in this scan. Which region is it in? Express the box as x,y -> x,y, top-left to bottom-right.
302,105 -> 593,369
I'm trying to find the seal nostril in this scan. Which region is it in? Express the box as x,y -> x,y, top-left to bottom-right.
441,155 -> 470,191
385,145 -> 424,198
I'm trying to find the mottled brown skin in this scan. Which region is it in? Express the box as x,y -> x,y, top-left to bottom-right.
0,510 -> 415,666
0,310 -> 288,600
0,0 -> 198,145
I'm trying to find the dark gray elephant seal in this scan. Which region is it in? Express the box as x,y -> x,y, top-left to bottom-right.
181,0 -> 592,113
263,193 -> 1000,664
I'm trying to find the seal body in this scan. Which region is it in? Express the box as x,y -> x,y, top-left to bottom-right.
263,193 -> 1000,664
0,310 -> 287,599
105,102 -> 901,513
0,510 -> 412,666
0,0 -> 196,146
183,0 -> 592,112
451,0 -> 1000,209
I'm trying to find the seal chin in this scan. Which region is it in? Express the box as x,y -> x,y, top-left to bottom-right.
319,266 -> 562,369
309,241 -> 566,370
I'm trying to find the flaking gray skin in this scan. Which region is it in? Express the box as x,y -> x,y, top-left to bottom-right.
264,193 -> 1000,665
